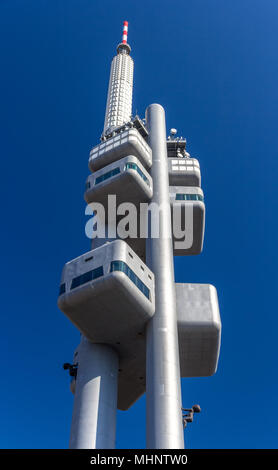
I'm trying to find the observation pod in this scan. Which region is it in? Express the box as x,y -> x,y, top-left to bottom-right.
84,155 -> 153,209
84,154 -> 152,261
68,283 -> 222,407
58,239 -> 155,410
176,283 -> 221,377
89,127 -> 152,172
168,157 -> 201,187
170,186 -> 205,256
58,239 -> 154,342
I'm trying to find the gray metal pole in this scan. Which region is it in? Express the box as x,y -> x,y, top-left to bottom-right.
69,336 -> 118,449
145,103 -> 184,449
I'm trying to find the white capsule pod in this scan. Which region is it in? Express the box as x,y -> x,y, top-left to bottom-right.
84,155 -> 152,261
84,155 -> 153,209
67,283 -> 222,406
90,282 -> 220,409
176,283 -> 221,377
57,240 -> 155,410
89,128 -> 152,172
170,186 -> 205,256
168,157 -> 201,187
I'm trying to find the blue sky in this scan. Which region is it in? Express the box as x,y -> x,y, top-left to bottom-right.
1,0 -> 278,449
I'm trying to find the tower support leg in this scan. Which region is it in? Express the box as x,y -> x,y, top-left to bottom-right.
69,336 -> 118,449
145,103 -> 184,449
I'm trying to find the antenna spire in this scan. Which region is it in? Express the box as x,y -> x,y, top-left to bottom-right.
117,20 -> 131,55
122,21 -> 128,44
103,21 -> 134,136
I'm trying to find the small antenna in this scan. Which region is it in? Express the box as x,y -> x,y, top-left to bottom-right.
122,21 -> 128,44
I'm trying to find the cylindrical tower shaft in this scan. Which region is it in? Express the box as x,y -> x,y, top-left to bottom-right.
103,21 -> 134,137
69,24 -> 132,445
69,337 -> 118,449
145,103 -> 184,449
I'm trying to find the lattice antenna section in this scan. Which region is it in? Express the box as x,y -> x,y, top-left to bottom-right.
103,21 -> 134,138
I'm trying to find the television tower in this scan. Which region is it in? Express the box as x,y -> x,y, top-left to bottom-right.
58,22 -> 221,449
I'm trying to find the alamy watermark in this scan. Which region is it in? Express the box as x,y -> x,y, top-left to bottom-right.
85,195 -> 193,250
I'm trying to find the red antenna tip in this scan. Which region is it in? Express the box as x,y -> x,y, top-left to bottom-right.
122,21 -> 128,44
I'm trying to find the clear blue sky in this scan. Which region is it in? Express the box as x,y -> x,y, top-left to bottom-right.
1,0 -> 278,449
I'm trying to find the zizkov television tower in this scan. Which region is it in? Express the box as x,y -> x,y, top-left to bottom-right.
58,21 -> 221,449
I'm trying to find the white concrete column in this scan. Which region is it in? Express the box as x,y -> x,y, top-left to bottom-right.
69,337 -> 118,449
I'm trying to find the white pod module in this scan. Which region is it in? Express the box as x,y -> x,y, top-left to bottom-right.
58,240 -> 154,342
58,240 -> 155,410
168,157 -> 201,187
89,128 -> 152,172
170,186 -> 205,256
176,283 -> 221,377
85,155 -> 152,261
67,282 -> 221,408
85,155 -> 153,209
